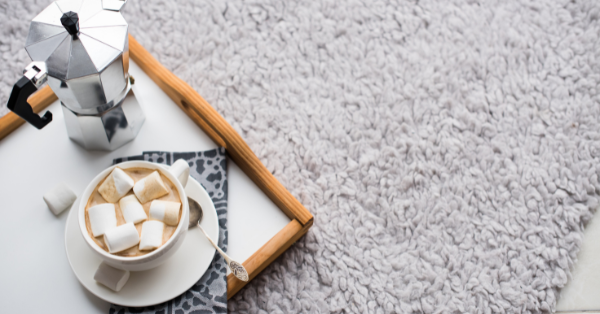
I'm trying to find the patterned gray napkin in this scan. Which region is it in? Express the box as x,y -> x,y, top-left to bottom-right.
109,148 -> 228,314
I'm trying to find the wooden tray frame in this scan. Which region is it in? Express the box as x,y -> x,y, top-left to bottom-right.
0,35 -> 313,299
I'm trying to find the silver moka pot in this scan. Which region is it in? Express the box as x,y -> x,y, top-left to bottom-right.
7,0 -> 144,151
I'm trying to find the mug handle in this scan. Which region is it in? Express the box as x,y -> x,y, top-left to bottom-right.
6,62 -> 52,129
168,159 -> 191,188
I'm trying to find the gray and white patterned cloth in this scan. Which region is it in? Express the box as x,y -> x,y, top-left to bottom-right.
110,148 -> 228,314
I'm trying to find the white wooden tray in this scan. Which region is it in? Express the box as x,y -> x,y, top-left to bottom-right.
0,36 -> 311,313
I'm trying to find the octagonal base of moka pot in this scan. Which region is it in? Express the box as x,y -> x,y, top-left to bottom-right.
62,86 -> 145,151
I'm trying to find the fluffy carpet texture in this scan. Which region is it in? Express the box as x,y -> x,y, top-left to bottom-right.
2,0 -> 600,312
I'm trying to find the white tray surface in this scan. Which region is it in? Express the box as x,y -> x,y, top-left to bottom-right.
0,61 -> 290,313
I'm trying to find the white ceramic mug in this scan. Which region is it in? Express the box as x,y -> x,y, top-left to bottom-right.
78,161 -> 190,271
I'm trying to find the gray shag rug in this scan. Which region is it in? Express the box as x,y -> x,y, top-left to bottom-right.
2,0 -> 600,312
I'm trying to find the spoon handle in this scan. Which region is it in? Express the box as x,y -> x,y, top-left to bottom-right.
197,222 -> 231,264
197,221 -> 248,281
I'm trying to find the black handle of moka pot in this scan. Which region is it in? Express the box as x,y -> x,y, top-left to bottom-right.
7,72 -> 52,130
6,11 -> 82,129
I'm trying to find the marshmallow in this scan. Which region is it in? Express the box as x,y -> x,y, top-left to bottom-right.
43,183 -> 77,215
119,195 -> 147,224
169,159 -> 190,188
149,200 -> 181,226
98,168 -> 135,203
104,222 -> 140,253
94,262 -> 130,292
133,171 -> 169,203
139,221 -> 165,250
88,204 -> 117,237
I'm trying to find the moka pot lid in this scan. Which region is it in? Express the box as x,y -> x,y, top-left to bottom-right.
24,0 -> 129,81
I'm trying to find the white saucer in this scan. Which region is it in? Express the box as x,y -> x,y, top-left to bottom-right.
64,175 -> 219,307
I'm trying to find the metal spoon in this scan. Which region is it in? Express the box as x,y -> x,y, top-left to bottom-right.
188,197 -> 249,282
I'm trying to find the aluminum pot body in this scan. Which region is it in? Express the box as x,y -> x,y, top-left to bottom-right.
46,46 -> 130,115
19,0 -> 144,151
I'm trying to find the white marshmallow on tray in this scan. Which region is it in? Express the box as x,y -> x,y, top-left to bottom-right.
149,200 -> 181,226
88,204 -> 117,237
133,171 -> 169,204
94,262 -> 130,292
43,183 -> 77,215
104,222 -> 140,253
139,221 -> 165,251
98,168 -> 135,203
169,159 -> 190,188
119,195 -> 147,224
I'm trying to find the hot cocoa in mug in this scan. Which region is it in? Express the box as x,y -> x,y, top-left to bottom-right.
78,161 -> 190,272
